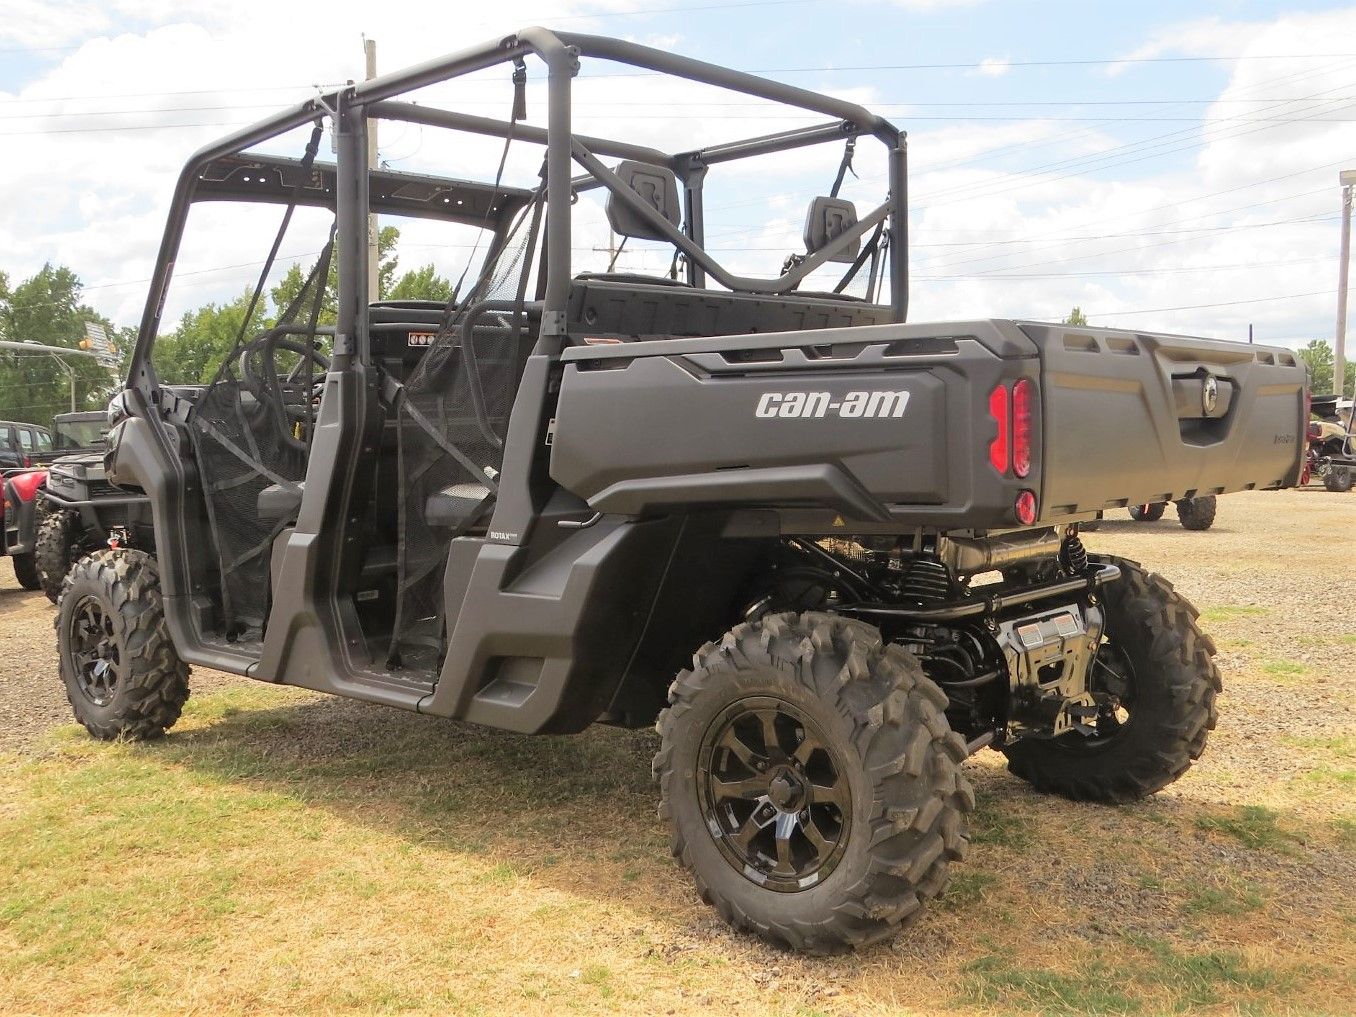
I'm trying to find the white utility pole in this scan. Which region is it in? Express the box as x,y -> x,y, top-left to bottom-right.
365,37 -> 380,300
1336,169 -> 1354,397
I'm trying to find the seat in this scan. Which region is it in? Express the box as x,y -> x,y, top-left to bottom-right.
605,161 -> 681,241
424,483 -> 493,532
257,481 -> 304,521
803,196 -> 860,263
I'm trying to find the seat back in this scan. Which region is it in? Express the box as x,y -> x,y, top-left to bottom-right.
804,196 -> 859,263
605,161 -> 681,241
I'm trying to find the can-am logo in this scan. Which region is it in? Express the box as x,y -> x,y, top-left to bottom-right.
755,390 -> 910,419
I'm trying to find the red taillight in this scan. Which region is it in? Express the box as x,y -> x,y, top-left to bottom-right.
1012,378 -> 1033,478
988,384 -> 1009,474
1015,490 -> 1037,525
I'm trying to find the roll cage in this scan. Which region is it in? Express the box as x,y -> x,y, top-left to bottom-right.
129,26 -> 909,385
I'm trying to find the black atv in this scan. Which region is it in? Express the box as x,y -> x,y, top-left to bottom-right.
30,411 -> 152,603
55,30 -> 1307,954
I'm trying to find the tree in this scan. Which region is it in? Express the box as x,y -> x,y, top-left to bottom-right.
1063,306 -> 1088,326
387,264 -> 454,303
1295,338 -> 1354,398
152,226 -> 455,385
269,225 -> 405,324
0,263 -> 124,425
154,289 -> 268,385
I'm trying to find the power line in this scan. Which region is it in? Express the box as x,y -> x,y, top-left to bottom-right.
913,83 -> 1356,212
1085,289 -> 1332,318
914,254 -> 1334,280
576,53 -> 1356,79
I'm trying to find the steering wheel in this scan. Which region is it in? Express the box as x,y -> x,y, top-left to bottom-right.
238,331 -> 331,452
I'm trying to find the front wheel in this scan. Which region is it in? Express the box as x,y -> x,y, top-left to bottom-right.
1325,466 -> 1353,493
11,551 -> 41,590
1002,556 -> 1220,802
655,611 -> 973,954
36,510 -> 88,604
56,549 -> 190,740
1175,495 -> 1217,530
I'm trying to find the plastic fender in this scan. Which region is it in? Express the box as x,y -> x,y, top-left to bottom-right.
8,469 -> 47,503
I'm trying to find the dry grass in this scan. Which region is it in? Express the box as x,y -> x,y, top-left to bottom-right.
1,489 -> 1355,1016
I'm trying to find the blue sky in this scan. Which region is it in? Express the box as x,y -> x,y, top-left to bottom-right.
1,0 -> 1354,347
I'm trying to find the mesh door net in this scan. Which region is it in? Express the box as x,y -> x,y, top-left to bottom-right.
388,198 -> 541,666
187,250 -> 332,639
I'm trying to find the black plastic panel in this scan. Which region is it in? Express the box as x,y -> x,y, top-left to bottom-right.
552,328 -> 1032,530
566,279 -> 890,341
1023,323 -> 1306,514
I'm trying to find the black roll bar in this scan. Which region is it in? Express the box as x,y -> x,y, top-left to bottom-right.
131,26 -> 911,379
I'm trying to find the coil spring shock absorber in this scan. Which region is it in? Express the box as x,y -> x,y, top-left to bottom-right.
1059,527 -> 1089,575
900,558 -> 952,604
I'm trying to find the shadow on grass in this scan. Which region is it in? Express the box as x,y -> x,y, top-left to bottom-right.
79,682 -> 1351,1009
146,691 -> 678,904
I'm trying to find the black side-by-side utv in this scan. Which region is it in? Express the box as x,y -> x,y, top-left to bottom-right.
56,29 -> 1307,953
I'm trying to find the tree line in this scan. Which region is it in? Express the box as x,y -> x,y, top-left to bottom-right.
0,227 -> 453,426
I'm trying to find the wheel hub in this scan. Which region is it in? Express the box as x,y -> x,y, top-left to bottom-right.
67,596 -> 121,708
767,766 -> 806,811
698,696 -> 851,893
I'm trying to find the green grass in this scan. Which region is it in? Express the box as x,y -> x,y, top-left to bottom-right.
970,792 -> 1034,849
960,939 -> 1294,1015
961,954 -> 1140,1015
940,870 -> 997,910
1334,817 -> 1356,850
1302,765 -> 1356,788
1126,936 -> 1291,1008
1182,882 -> 1266,917
1281,732 -> 1356,759
1200,605 -> 1268,623
1259,659 -> 1307,679
1195,806 -> 1299,853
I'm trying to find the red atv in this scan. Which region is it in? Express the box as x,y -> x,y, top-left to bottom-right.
2,467 -> 47,590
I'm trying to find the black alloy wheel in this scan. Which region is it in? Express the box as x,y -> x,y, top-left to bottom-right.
66,595 -> 121,707
698,696 -> 850,892
1080,639 -> 1135,744
1001,555 -> 1221,802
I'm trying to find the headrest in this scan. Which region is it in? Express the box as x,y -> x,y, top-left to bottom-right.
804,196 -> 859,263
606,161 -> 681,241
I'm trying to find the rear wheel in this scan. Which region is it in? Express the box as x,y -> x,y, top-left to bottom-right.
36,510 -> 89,604
11,551 -> 40,590
1325,466 -> 1353,493
1128,502 -> 1166,522
656,611 -> 972,953
56,548 -> 189,740
1002,555 -> 1220,802
1175,495 -> 1217,530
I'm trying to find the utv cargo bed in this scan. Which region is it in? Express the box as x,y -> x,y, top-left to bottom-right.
550,319 -> 1305,530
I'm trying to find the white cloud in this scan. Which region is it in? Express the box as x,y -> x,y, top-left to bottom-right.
891,7 -> 1356,344
974,56 -> 1011,78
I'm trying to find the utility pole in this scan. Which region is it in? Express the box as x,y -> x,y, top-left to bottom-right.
365,37 -> 380,300
1336,169 -> 1354,397
592,230 -> 620,270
